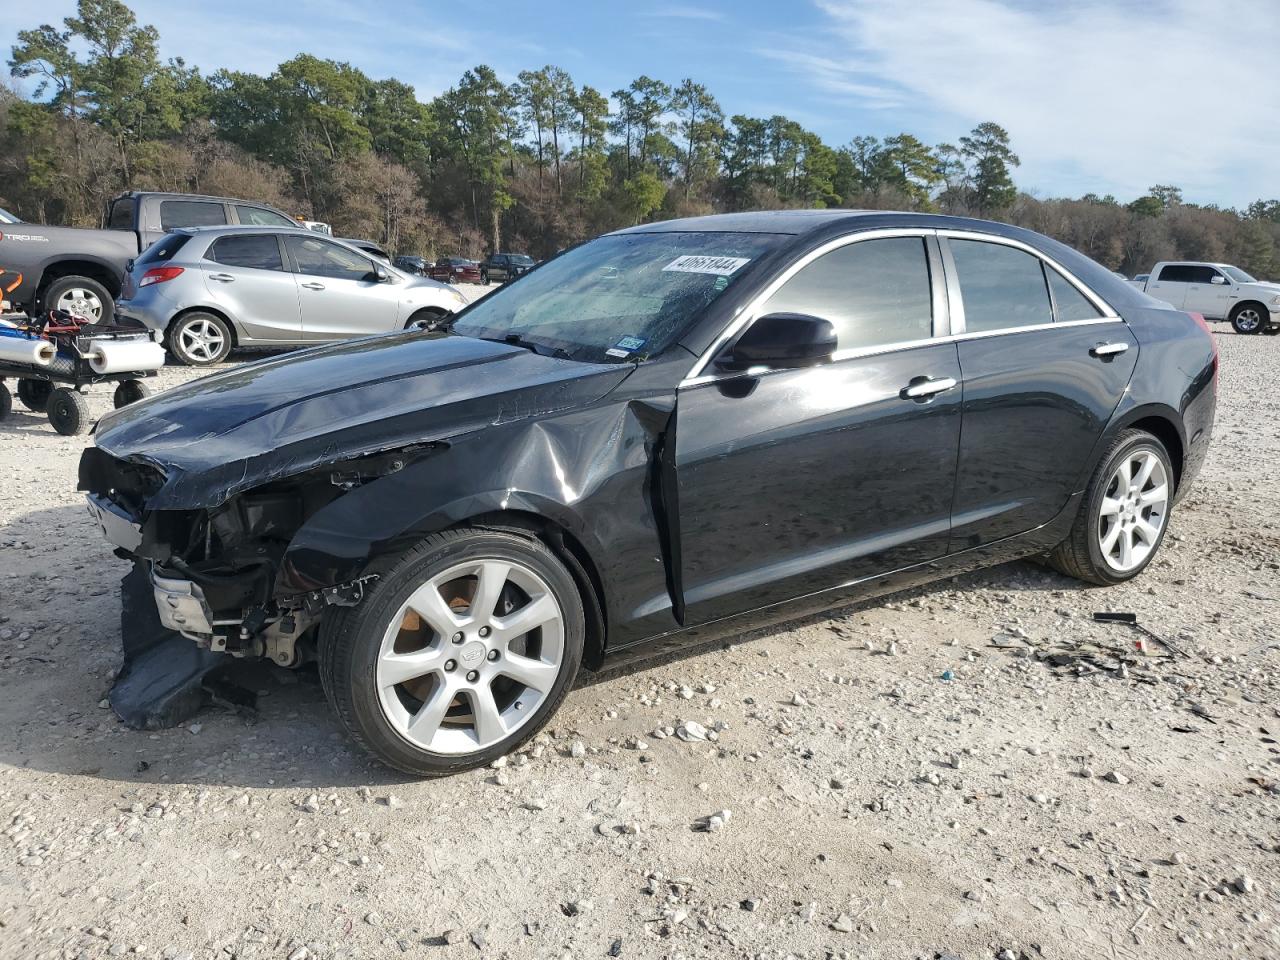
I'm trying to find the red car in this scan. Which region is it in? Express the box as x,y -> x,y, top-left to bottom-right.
428,257 -> 482,284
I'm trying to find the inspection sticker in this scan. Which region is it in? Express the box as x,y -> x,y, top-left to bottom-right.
605,335 -> 647,359
662,255 -> 751,276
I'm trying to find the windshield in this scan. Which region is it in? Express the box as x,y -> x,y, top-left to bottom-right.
1222,265 -> 1256,283
509,255 -> 535,265
451,231 -> 782,363
0,206 -> 20,224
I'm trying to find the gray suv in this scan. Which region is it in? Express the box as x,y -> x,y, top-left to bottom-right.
116,227 -> 467,365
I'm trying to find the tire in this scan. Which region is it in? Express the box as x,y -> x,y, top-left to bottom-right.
319,528 -> 585,777
405,308 -> 448,331
113,379 -> 151,408
167,311 -> 232,366
43,275 -> 114,324
0,382 -> 10,420
481,270 -> 490,285
16,378 -> 52,413
1048,429 -> 1174,585
46,387 -> 90,436
1230,303 -> 1266,335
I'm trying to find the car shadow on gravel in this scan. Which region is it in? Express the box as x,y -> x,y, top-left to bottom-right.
0,501 -> 1089,790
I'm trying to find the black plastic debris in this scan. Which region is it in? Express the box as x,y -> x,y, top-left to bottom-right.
1093,611 -> 1189,658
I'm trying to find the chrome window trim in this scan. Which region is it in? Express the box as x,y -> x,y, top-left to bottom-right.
680,226 -> 1120,388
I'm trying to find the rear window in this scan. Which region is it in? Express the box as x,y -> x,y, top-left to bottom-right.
950,239 -> 1054,333
159,200 -> 226,231
137,233 -> 192,265
207,234 -> 284,271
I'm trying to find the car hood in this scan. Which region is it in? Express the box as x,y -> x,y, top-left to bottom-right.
93,332 -> 633,510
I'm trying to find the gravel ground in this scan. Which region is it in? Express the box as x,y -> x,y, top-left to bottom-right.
0,318 -> 1277,960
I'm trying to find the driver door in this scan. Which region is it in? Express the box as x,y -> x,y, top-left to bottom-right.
283,235 -> 400,341
674,233 -> 963,625
1182,265 -> 1231,319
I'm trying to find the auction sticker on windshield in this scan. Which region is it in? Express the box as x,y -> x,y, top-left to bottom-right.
662,255 -> 751,276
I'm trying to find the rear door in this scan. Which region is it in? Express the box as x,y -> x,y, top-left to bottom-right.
675,232 -> 963,624
202,233 -> 302,342
1144,264 -> 1191,309
942,234 -> 1138,549
283,234 -> 400,340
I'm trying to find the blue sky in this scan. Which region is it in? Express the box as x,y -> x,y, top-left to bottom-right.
3,0 -> 1277,208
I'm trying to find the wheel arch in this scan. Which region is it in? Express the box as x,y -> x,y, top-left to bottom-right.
1098,404 -> 1186,490
37,258 -> 123,300
1230,299 -> 1269,323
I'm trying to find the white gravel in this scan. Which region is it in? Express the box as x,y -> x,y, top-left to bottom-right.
0,320 -> 1277,959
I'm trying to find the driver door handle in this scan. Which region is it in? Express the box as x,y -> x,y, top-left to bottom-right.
208,273 -> 235,282
301,281 -> 325,291
902,376 -> 957,399
1090,342 -> 1129,357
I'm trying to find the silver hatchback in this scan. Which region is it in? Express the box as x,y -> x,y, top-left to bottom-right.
116,226 -> 468,365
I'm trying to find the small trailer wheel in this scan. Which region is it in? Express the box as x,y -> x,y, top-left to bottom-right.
17,378 -> 53,413
0,382 -> 11,420
113,379 -> 151,408
47,387 -> 90,436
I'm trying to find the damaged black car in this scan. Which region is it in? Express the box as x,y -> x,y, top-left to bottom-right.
80,211 -> 1217,776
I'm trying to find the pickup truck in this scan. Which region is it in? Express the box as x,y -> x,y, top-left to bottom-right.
0,192 -> 299,324
1137,261 -> 1280,334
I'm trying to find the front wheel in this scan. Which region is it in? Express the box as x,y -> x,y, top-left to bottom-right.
319,529 -> 585,776
1231,304 -> 1266,335
1048,429 -> 1173,585
47,387 -> 90,436
405,308 -> 448,331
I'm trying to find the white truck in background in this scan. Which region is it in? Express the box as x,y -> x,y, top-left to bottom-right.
1137,261 -> 1280,334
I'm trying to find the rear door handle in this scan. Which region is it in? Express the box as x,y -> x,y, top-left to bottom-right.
1090,342 -> 1129,357
208,273 -> 235,282
301,281 -> 325,291
902,376 -> 957,399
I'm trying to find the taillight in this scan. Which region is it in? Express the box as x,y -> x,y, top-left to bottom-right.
138,266 -> 183,287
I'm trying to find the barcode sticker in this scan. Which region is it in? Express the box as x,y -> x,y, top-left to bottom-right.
662,255 -> 751,276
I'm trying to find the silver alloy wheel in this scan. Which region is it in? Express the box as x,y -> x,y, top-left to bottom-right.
177,317 -> 226,362
56,286 -> 104,320
375,558 -> 565,755
1235,307 -> 1262,332
1097,449 -> 1169,573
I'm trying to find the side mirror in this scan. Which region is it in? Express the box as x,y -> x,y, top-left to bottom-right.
370,265 -> 392,283
718,313 -> 837,371
1210,275 -> 1227,285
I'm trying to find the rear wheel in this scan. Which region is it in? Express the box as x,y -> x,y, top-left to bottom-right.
43,275 -> 113,323
1230,303 -> 1266,335
47,387 -> 90,436
320,528 -> 584,776
1048,429 -> 1173,585
168,311 -> 232,366
16,378 -> 52,413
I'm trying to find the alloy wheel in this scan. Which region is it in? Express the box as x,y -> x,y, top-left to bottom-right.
57,287 -> 104,320
178,317 -> 226,362
1236,308 -> 1262,332
1097,449 -> 1169,573
375,559 -> 565,755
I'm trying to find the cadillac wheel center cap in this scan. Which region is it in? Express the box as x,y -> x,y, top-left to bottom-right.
459,641 -> 487,669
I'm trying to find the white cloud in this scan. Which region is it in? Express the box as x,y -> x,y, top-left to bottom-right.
641,5 -> 727,22
785,0 -> 1280,205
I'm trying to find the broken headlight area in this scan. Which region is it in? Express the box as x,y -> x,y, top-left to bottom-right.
82,445 -> 436,725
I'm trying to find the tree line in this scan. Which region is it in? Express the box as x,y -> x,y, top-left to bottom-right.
3,0 -> 1278,278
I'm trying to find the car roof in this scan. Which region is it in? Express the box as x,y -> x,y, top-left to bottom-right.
173,224 -> 313,236
115,191 -> 286,206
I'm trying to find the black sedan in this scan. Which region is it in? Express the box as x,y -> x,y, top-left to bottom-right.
80,211 -> 1216,776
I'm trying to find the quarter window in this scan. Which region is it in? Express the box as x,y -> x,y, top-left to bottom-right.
285,235 -> 374,281
757,237 -> 934,351
1046,269 -> 1102,322
207,234 -> 284,271
159,200 -> 226,231
949,239 -> 1053,333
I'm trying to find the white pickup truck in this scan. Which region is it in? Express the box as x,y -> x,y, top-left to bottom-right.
1137,261 -> 1280,334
